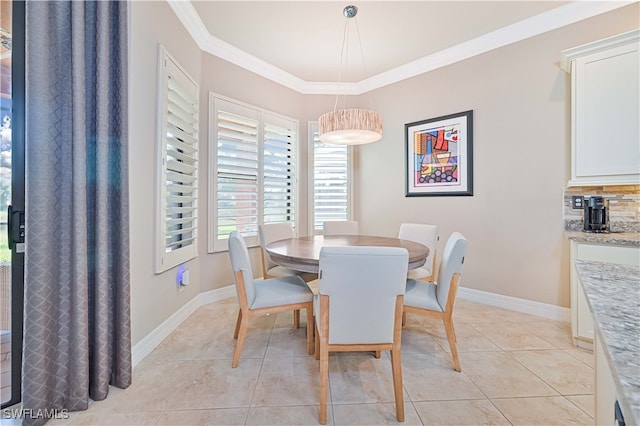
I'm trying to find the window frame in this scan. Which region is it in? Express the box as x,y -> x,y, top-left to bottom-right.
155,45 -> 200,274
208,93 -> 300,252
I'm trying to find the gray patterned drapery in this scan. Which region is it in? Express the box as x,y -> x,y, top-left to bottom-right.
23,1 -> 130,424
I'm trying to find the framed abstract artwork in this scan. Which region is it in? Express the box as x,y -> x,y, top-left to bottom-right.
405,110 -> 473,197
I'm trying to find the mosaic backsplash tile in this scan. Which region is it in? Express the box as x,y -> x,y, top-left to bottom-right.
563,185 -> 640,232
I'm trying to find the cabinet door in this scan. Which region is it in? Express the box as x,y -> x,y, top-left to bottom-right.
572,42 -> 640,184
575,284 -> 594,339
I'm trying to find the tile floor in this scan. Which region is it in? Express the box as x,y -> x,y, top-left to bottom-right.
49,297 -> 594,425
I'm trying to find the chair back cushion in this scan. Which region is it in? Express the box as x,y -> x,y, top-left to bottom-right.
229,231 -> 257,305
318,246 -> 408,344
258,223 -> 294,270
398,223 -> 438,274
435,232 -> 468,309
323,220 -> 360,236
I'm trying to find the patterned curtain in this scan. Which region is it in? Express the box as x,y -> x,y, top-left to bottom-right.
22,1 -> 130,423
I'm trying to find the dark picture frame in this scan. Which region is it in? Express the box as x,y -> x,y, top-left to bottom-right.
405,110 -> 473,197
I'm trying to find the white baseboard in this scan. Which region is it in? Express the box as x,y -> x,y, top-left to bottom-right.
458,286 -> 570,323
199,284 -> 236,305
131,285 -> 235,367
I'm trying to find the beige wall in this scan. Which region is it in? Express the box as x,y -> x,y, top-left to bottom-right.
129,1 -> 203,344
355,4 -> 639,307
128,2 -> 638,345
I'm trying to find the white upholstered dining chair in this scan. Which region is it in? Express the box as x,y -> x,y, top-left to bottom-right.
314,246 -> 408,424
403,232 -> 468,372
228,231 -> 314,368
398,223 -> 439,282
322,220 -> 359,235
258,223 -> 318,327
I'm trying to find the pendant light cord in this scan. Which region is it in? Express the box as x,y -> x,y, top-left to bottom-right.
331,13 -> 376,113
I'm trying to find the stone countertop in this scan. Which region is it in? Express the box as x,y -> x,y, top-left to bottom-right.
566,231 -> 640,246
575,260 -> 640,425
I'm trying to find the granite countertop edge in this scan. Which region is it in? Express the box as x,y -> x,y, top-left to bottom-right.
574,259 -> 640,425
565,231 -> 640,246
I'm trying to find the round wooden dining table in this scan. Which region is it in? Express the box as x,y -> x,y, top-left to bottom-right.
265,235 -> 429,274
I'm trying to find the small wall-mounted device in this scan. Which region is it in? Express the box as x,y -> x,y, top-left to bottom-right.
176,265 -> 189,291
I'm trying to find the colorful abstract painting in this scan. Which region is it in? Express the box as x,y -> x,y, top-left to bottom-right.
405,111 -> 473,197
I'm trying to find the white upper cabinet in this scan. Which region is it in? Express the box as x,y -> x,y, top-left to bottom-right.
562,30 -> 640,187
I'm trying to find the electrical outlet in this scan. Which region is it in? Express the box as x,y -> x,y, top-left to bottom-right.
571,196 -> 584,210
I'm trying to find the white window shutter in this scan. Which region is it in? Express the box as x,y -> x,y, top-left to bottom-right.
263,113 -> 296,225
156,46 -> 199,273
309,123 -> 352,232
209,94 -> 299,252
210,98 -> 260,251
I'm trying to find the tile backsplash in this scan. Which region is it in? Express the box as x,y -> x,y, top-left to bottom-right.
563,185 -> 640,232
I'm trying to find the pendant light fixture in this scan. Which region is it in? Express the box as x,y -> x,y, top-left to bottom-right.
318,5 -> 382,145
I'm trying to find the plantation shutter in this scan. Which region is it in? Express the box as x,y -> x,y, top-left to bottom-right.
156,47 -> 199,273
310,123 -> 351,232
211,98 -> 260,251
263,114 -> 296,225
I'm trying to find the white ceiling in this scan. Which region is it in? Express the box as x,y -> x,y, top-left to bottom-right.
170,1 -> 635,94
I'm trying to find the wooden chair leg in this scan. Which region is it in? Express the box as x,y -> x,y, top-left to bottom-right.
232,312 -> 250,368
306,304 -> 314,355
374,351 -> 381,359
390,347 -> 404,422
294,309 -> 300,328
443,317 -> 461,372
401,311 -> 406,326
315,324 -> 320,360
233,309 -> 242,339
319,344 -> 329,425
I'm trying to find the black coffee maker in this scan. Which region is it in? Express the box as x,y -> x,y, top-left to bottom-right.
583,196 -> 609,233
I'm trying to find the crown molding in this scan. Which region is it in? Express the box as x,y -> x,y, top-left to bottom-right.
168,0 -> 637,95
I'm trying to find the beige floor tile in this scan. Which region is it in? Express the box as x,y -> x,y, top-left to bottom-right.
63,411 -> 163,425
84,361 -> 194,412
156,408 -> 248,425
564,347 -> 595,368
331,402 -> 422,425
143,328 -> 212,363
402,352 -> 485,401
265,327 -> 312,358
492,396 -> 594,425
202,324 -> 270,361
400,324 -> 443,354
252,356 -> 321,407
470,322 -> 556,351
521,320 -> 575,349
430,323 -> 501,353
453,300 -> 543,324
328,352 -> 408,405
565,394 -> 595,419
510,350 -> 593,395
461,352 -> 559,398
413,399 -> 510,425
273,311 -> 309,329
246,405 -> 332,425
44,298 -> 600,425
171,359 -> 263,409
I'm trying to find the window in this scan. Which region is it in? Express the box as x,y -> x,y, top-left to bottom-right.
209,95 -> 298,251
308,122 -> 353,233
155,46 -> 199,273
